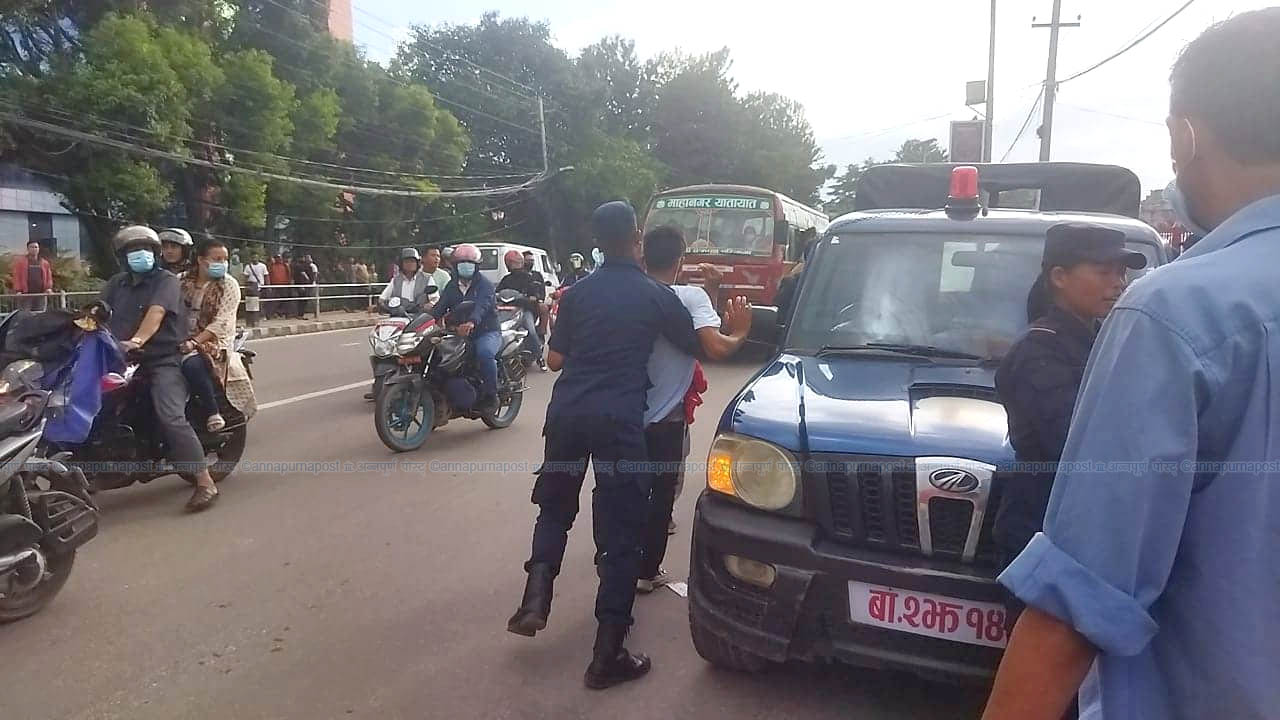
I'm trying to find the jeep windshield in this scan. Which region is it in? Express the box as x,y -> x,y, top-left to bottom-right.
787,231 -> 1156,361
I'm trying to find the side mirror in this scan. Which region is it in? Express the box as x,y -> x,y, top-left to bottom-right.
748,306 -> 780,345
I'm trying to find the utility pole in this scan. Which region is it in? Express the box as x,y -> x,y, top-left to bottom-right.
538,96 -> 549,174
1033,1 -> 1080,161
984,0 -> 996,162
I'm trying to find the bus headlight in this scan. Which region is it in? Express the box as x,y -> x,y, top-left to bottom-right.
706,433 -> 799,512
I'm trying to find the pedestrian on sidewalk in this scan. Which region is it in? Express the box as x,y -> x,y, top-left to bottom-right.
351,257 -> 371,312
983,11 -> 1280,720
289,252 -> 315,319
506,201 -> 701,690
12,239 -> 53,311
636,226 -> 751,594
267,253 -> 290,318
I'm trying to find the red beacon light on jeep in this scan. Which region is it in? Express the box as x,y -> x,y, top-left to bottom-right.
945,166 -> 982,219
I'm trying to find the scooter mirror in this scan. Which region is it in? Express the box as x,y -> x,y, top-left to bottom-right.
387,297 -> 402,309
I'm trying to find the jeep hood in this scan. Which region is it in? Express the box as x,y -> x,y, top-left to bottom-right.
723,354 -> 1012,463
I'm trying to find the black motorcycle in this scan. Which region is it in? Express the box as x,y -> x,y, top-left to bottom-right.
47,330 -> 256,492
0,386 -> 98,623
373,299 -> 530,452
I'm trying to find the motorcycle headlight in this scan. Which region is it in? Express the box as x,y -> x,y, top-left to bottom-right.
395,332 -> 420,353
706,433 -> 800,512
371,337 -> 396,357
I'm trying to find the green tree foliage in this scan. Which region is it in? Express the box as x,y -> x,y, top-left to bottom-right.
825,138 -> 950,217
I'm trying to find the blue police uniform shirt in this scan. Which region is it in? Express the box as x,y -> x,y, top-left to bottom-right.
1000,194 -> 1280,719
546,257 -> 699,425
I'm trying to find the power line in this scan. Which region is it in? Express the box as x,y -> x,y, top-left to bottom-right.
1,112 -> 549,198
5,96 -> 538,185
1059,0 -> 1198,85
1002,86 -> 1045,162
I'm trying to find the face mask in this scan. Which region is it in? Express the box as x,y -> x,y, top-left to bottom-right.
1165,179 -> 1210,238
456,261 -> 476,279
126,249 -> 155,273
206,261 -> 228,279
570,258 -> 582,269
591,248 -> 604,266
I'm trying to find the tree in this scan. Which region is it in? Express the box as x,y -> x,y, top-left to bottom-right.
576,36 -> 657,142
824,138 -> 949,217
892,138 -> 948,164
737,92 -> 834,205
651,48 -> 744,188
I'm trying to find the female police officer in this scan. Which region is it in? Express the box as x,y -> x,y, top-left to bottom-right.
993,222 -> 1146,623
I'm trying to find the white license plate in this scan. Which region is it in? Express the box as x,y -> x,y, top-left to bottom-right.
847,581 -> 1009,648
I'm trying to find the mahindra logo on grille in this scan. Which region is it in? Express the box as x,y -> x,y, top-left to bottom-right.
928,468 -> 980,494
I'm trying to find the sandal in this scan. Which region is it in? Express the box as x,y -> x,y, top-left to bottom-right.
185,485 -> 219,513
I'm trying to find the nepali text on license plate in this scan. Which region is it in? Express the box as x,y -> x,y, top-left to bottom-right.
847,581 -> 1008,648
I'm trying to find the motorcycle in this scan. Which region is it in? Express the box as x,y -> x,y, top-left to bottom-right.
0,383 -> 98,623
44,329 -> 256,492
496,289 -> 543,370
366,296 -> 425,402
373,299 -> 531,453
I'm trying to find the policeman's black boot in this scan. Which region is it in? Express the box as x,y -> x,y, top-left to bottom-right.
584,622 -> 651,690
506,563 -> 555,637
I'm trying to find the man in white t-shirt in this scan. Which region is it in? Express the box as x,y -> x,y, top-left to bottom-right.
637,225 -> 752,592
243,255 -> 268,289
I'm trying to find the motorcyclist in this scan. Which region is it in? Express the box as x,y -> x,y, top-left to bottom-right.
98,226 -> 220,512
497,249 -> 546,369
431,243 -> 501,410
560,252 -> 591,288
158,228 -> 194,275
378,248 -> 433,315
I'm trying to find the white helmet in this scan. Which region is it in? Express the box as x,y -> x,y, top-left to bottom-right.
112,225 -> 162,253
158,228 -> 194,247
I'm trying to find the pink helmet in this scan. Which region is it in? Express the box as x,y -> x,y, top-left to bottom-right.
503,249 -> 524,270
452,243 -> 481,263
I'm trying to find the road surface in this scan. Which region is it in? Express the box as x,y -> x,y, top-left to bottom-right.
1,327 -> 988,719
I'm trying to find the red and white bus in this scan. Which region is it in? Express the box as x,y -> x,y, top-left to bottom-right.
642,184 -> 828,310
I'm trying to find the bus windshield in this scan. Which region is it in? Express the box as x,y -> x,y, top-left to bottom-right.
645,195 -> 776,256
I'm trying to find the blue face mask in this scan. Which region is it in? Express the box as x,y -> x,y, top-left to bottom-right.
456,261 -> 476,279
206,261 -> 228,279
1165,179 -> 1210,238
126,249 -> 155,273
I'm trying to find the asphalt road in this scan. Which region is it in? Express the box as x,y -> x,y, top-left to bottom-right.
1,327 -> 987,719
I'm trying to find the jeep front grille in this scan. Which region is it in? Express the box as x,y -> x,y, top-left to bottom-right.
814,455 -> 998,567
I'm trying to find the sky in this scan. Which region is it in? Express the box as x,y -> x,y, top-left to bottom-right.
352,0 -> 1273,197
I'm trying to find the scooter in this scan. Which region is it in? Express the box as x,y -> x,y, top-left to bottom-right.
366,295 -> 433,402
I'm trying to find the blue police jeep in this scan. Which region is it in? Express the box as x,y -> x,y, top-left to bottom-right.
687,163 -> 1167,681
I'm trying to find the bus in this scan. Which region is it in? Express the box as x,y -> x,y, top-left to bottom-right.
642,184 -> 828,310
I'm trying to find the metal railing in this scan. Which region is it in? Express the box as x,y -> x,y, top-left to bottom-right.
0,282 -> 391,320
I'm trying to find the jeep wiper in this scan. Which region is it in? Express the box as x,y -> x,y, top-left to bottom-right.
818,343 -> 987,362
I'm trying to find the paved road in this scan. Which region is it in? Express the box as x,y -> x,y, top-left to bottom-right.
1,327 -> 987,719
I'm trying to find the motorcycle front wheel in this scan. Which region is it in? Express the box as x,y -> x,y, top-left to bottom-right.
375,381 -> 434,453
0,551 -> 75,624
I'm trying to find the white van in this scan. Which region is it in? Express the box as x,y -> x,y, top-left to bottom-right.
472,242 -> 560,292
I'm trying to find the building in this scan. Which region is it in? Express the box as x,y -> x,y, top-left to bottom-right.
1140,188 -> 1175,230
0,164 -> 85,260
327,0 -> 353,42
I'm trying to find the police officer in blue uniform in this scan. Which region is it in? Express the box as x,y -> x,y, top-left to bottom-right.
994,223 -> 1146,624
506,201 -> 700,690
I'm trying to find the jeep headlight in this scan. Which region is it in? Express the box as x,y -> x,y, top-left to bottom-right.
706,433 -> 799,512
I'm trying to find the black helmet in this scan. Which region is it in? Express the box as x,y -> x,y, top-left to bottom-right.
400,247 -> 422,262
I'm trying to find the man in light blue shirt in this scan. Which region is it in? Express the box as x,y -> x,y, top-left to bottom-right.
984,10 -> 1280,719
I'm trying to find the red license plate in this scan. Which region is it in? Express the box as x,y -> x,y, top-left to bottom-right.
397,355 -> 420,365
847,581 -> 1008,648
